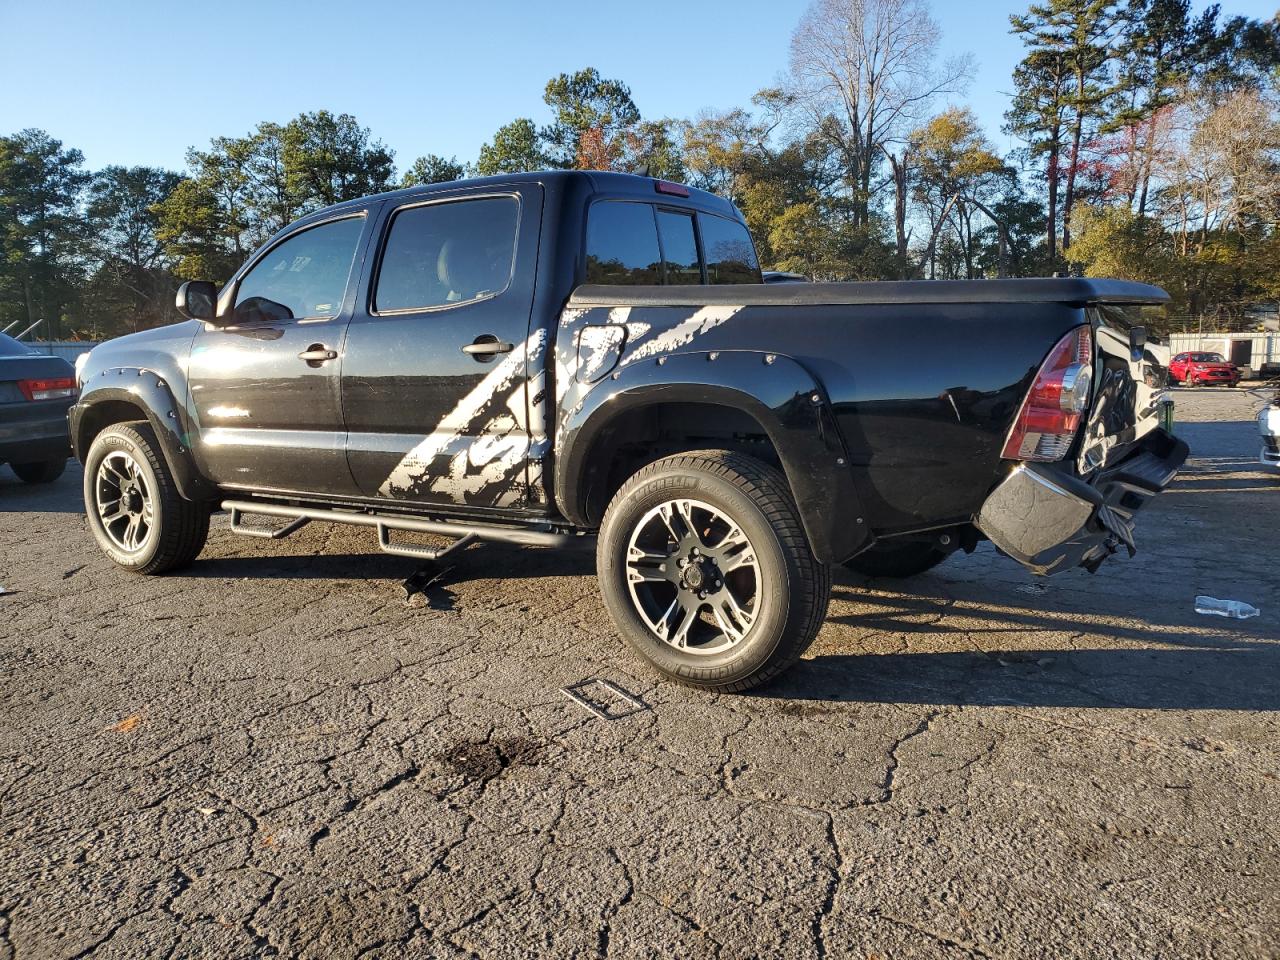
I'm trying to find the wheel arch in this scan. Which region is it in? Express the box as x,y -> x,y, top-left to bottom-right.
71,373 -> 216,501
554,350 -> 870,564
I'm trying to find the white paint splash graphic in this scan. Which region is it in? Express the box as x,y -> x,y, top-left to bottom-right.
378,328 -> 547,499
619,305 -> 742,367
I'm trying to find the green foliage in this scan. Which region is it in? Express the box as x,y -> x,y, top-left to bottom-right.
1070,205 -> 1173,282
0,129 -> 91,338
281,111 -> 395,208
541,68 -> 640,169
152,177 -> 240,285
3,19 -> 1276,339
402,154 -> 467,186
155,111 -> 396,285
475,119 -> 550,176
623,120 -> 686,180
83,166 -> 182,334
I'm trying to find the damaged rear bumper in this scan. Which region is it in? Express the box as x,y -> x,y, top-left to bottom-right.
976,429 -> 1188,576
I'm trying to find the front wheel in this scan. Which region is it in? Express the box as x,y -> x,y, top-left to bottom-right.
11,457 -> 67,484
597,450 -> 830,692
84,421 -> 211,574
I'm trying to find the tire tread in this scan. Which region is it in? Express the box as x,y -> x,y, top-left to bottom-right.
600,449 -> 830,693
88,421 -> 209,575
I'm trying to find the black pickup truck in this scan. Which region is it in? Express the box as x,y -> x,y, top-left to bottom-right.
70,171 -> 1186,691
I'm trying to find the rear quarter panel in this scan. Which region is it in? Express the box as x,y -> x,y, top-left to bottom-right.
554,299 -> 1085,536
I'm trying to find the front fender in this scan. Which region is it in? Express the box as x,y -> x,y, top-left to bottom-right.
71,368 -> 216,501
555,349 -> 869,564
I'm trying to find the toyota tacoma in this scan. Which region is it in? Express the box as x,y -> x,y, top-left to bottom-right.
70,171 -> 1187,691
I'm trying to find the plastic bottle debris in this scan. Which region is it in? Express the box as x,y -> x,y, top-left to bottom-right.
1195,596 -> 1260,619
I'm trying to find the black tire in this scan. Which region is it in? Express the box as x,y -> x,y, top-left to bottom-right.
597,449 -> 831,693
842,540 -> 949,578
83,421 -> 211,575
11,457 -> 67,484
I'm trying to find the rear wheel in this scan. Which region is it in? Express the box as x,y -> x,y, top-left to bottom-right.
843,540 -> 949,578
597,450 -> 830,692
10,458 -> 67,484
84,422 -> 211,574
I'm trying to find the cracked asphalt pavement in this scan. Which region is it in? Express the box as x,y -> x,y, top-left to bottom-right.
1,388 -> 1277,959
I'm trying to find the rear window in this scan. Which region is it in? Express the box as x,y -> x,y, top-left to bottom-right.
585,202 -> 662,285
701,214 -> 762,284
375,196 -> 519,312
0,333 -> 34,357
585,201 -> 763,286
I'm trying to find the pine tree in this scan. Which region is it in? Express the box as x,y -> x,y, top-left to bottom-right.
1009,0 -> 1118,258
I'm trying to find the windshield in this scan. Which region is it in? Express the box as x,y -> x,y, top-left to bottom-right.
0,333 -> 35,357
1190,353 -> 1225,363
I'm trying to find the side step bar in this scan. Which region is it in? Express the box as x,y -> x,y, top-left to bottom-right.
224,500 -> 587,562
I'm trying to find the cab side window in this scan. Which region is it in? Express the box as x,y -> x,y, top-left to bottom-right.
234,216 -> 366,324
585,202 -> 663,284
375,196 -> 520,312
701,214 -> 762,284
656,210 -> 701,285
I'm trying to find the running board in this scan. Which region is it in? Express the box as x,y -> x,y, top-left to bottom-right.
223,500 -> 586,562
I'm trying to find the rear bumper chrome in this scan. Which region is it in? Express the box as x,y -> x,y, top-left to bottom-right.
976,429 -> 1188,576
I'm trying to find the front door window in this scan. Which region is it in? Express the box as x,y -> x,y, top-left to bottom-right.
233,217 -> 366,324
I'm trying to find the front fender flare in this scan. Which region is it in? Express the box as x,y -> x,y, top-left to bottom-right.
70,368 -> 216,501
555,349 -> 869,564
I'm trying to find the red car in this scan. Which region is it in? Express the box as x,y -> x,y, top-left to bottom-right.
1169,351 -> 1241,387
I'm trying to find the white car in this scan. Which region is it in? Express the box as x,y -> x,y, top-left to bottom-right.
1261,401 -> 1280,470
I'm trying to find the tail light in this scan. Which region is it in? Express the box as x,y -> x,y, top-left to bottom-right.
18,377 -> 77,401
1002,326 -> 1093,462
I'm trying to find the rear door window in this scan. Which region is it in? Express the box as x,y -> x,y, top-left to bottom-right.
585,202 -> 663,284
701,214 -> 762,284
656,210 -> 701,285
375,196 -> 519,312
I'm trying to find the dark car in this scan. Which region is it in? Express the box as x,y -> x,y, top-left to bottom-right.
0,333 -> 77,483
762,270 -> 809,284
69,171 -> 1186,691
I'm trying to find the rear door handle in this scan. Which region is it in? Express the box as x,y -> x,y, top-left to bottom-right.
298,345 -> 338,365
462,335 -> 515,359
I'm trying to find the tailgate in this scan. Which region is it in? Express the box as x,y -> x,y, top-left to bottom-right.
1076,304 -> 1170,474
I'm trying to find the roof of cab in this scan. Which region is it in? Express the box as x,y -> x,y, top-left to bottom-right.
310,169 -> 739,221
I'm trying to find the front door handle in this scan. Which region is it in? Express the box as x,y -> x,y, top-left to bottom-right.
298,344 -> 338,366
462,335 -> 515,360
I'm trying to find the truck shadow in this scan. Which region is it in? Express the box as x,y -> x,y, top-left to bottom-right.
186,540 -> 596,581
824,583 -> 1276,646
763,643 -> 1280,712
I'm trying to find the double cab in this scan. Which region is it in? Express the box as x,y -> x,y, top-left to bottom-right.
70,171 -> 1187,691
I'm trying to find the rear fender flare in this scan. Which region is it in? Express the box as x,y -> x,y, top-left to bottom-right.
70,368 -> 216,501
555,349 -> 869,564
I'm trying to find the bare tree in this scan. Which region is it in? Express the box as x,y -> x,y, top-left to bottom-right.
1156,88 -> 1280,256
788,0 -> 972,233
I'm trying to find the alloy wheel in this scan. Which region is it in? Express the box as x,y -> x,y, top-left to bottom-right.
624,498 -> 761,654
95,450 -> 154,553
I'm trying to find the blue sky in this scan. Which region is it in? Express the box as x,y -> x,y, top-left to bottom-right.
1,0 -> 1272,174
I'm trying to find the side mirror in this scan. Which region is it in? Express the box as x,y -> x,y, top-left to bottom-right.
1129,325 -> 1147,362
176,280 -> 218,322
